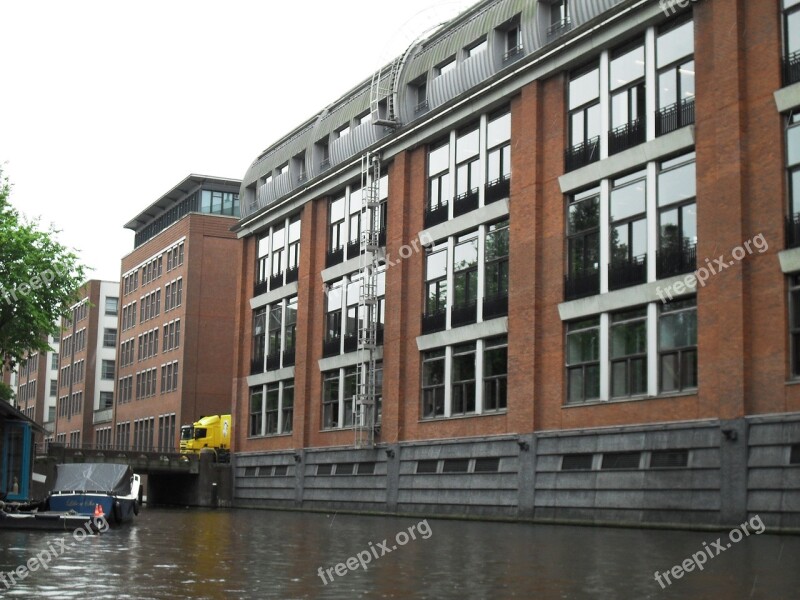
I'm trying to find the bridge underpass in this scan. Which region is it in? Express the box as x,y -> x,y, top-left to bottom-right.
34,445 -> 232,508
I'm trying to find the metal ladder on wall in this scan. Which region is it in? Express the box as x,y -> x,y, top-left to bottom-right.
354,152 -> 382,448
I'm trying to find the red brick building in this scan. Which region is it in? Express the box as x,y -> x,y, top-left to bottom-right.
229,0 -> 800,529
12,333 -> 60,446
54,280 -> 119,448
113,175 -> 241,451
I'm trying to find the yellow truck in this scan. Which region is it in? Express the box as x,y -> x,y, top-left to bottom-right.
179,415 -> 231,462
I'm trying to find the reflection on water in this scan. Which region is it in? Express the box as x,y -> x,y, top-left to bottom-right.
0,508 -> 798,599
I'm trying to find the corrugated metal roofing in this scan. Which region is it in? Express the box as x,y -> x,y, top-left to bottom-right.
240,0 -> 626,219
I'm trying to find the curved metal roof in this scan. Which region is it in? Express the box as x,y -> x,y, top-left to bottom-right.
239,0 -> 625,219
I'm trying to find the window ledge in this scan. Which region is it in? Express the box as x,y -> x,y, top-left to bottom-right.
775,81 -> 800,113
563,390 -> 698,408
558,126 -> 695,195
247,366 -> 295,387
247,432 -> 293,440
250,281 -> 298,309
317,346 -> 384,372
558,275 -> 696,322
416,316 -> 508,351
419,410 -> 507,423
785,378 -> 800,386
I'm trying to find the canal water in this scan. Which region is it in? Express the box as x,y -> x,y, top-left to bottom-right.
0,508 -> 798,599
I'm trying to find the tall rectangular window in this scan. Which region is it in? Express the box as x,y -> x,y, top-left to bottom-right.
428,141 -> 450,212
787,115 -> 800,248
567,63 -> 601,169
657,153 -> 697,278
348,187 -> 363,257
265,383 -> 279,435
252,308 -> 266,373
257,235 -> 270,286
287,215 -> 301,274
322,370 -> 340,429
282,382 -> 294,434
566,317 -> 600,404
656,17 -> 695,133
484,336 -> 508,411
451,344 -> 476,415
268,304 -> 283,364
659,298 -> 698,392
609,40 -> 646,131
250,387 -> 263,437
455,126 -> 480,199
422,349 -> 446,418
453,232 -> 479,312
610,308 -> 648,398
486,110 -> 511,185
271,225 -> 285,279
609,170 -> 647,290
484,220 -> 509,309
343,366 -> 358,428
325,282 -> 342,354
329,196 -> 346,253
425,243 -> 448,316
566,187 -> 600,299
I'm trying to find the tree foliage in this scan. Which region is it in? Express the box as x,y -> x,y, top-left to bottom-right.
0,167 -> 86,372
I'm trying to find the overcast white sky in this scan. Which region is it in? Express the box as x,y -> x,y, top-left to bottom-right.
0,0 -> 476,282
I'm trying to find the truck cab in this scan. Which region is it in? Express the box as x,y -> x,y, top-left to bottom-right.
179,414 -> 231,462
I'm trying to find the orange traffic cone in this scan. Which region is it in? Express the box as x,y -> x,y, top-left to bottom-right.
94,504 -> 104,517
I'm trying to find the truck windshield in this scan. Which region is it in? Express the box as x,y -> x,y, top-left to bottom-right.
180,426 -> 193,441
194,428 -> 207,440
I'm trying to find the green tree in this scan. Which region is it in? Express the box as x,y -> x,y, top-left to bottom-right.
0,167 -> 86,373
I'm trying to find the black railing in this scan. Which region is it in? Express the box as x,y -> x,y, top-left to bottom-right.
343,333 -> 358,354
421,309 -> 447,334
326,246 -> 344,268
608,254 -> 647,291
547,17 -> 573,40
608,117 -> 646,156
564,269 -> 600,300
424,202 -> 449,228
323,337 -> 341,358
503,43 -> 524,62
787,214 -> 800,249
451,301 -> 477,328
454,189 -> 479,217
657,244 -> 697,279
254,279 -> 269,296
347,238 -> 361,259
565,136 -> 600,172
485,175 -> 510,204
283,347 -> 296,367
269,272 -> 284,291
483,293 -> 508,320
250,356 -> 265,375
785,51 -> 800,87
266,352 -> 281,371
656,99 -> 695,137
285,265 -> 299,284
